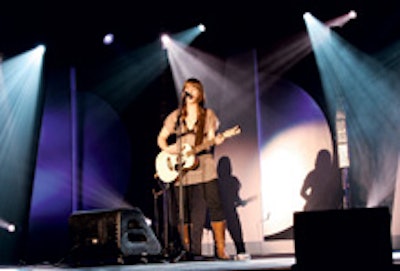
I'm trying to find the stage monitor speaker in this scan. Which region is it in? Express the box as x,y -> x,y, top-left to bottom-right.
69,207 -> 161,264
293,207 -> 392,270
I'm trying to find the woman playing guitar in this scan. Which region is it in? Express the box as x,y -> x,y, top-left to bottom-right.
156,78 -> 230,260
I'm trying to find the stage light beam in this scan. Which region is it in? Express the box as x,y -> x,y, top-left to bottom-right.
326,10 -> 357,28
304,10 -> 357,28
304,12 -> 400,211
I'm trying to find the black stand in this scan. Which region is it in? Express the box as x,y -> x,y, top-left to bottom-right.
153,178 -> 186,262
153,95 -> 188,263
152,187 -> 163,240
174,95 -> 187,262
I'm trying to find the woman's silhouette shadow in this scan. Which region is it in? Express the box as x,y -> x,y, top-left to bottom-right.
216,156 -> 247,255
300,149 -> 342,211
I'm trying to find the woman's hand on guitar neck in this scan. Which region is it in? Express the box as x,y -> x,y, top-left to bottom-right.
214,133 -> 225,146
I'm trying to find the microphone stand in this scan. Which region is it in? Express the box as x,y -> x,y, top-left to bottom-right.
173,92 -> 187,262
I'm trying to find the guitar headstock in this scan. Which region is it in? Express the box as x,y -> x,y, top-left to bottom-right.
222,125 -> 241,139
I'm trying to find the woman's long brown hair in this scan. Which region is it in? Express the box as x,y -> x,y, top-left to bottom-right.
180,78 -> 206,145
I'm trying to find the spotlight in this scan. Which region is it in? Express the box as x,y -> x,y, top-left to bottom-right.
160,33 -> 171,49
103,33 -> 114,45
36,44 -> 46,54
303,12 -> 312,20
198,24 -> 206,32
348,10 -> 357,19
0,218 -> 15,233
7,224 -> 15,233
144,216 -> 152,226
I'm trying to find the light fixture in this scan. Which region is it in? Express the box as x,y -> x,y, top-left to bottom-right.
103,33 -> 114,45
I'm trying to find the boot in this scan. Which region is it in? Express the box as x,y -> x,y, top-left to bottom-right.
178,223 -> 204,260
211,220 -> 230,260
174,223 -> 192,261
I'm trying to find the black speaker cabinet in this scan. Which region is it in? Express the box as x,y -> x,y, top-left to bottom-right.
293,207 -> 392,270
69,207 -> 161,264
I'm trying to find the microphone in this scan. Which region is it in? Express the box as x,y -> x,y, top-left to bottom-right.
183,91 -> 192,98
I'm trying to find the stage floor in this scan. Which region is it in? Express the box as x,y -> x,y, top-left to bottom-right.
3,252 -> 400,271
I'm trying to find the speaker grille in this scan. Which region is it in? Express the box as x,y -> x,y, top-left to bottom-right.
69,207 -> 161,263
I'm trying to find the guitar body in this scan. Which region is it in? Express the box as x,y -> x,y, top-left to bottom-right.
155,143 -> 198,183
155,125 -> 241,183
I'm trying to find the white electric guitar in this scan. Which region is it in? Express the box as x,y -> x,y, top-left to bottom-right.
155,125 -> 241,183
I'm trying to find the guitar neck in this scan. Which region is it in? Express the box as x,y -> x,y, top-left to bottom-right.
193,138 -> 216,154
189,126 -> 240,155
